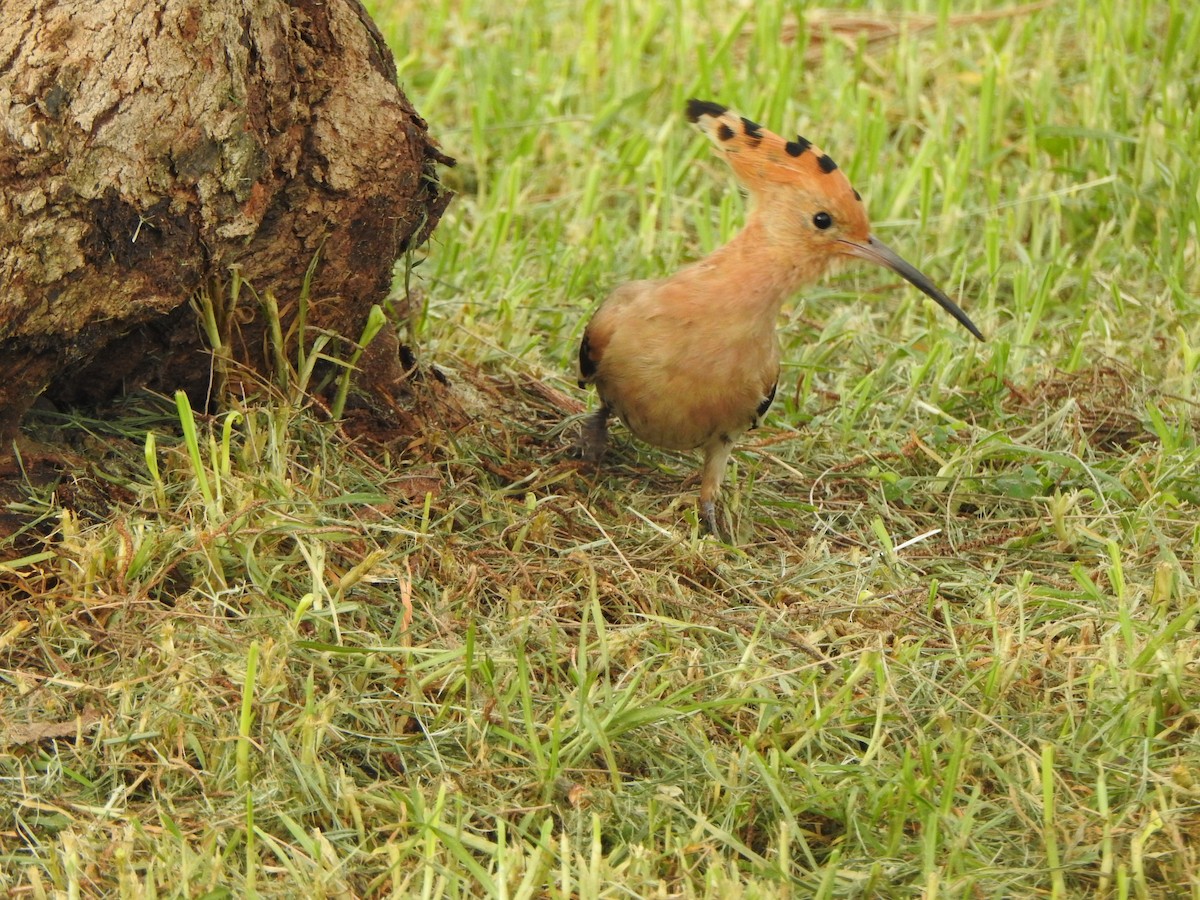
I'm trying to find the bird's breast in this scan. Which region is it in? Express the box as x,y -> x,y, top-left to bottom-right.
594,311 -> 780,452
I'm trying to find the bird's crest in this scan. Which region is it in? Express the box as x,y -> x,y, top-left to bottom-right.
685,99 -> 864,213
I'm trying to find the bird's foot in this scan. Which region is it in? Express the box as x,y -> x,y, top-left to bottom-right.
572,408 -> 609,465
700,498 -> 730,542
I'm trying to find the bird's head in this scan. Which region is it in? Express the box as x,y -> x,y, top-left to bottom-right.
685,99 -> 983,341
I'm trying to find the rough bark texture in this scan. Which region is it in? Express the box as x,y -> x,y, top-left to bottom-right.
0,0 -> 453,442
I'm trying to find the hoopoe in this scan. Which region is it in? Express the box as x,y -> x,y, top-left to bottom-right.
576,99 -> 983,537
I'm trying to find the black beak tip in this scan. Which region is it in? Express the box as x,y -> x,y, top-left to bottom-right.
949,311 -> 985,342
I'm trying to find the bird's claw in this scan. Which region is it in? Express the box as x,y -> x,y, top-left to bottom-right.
572,409 -> 609,464
700,499 -> 729,542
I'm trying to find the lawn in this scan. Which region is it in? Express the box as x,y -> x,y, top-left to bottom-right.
3,0 -> 1199,896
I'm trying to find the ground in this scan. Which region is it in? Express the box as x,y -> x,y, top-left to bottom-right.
2,0 -> 1199,897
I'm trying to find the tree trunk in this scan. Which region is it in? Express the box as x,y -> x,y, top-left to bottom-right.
0,0 -> 453,443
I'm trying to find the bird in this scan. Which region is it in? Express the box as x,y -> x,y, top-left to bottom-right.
575,99 -> 984,538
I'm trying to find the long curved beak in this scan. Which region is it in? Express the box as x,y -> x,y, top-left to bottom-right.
839,235 -> 984,341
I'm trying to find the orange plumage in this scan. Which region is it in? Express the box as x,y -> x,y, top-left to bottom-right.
576,100 -> 983,538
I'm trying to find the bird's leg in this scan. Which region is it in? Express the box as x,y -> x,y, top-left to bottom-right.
574,405 -> 611,464
699,437 -> 735,539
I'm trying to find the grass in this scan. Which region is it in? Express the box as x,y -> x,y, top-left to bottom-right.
3,0 -> 1200,896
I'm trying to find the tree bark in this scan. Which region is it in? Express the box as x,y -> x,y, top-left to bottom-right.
0,0 -> 453,443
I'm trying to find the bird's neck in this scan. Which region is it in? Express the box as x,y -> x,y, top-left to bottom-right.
682,218 -> 824,316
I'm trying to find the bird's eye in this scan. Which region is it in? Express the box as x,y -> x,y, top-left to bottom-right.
813,211 -> 833,230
